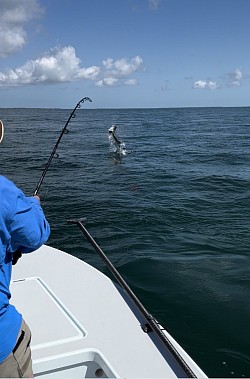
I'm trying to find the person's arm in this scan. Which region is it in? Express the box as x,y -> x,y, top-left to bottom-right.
8,192 -> 50,254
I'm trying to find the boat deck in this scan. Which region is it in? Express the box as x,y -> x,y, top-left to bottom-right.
11,245 -> 207,378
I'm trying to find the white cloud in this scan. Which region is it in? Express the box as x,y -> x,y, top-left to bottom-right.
102,56 -> 143,78
95,78 -> 119,87
193,79 -> 219,90
207,81 -> 218,89
235,68 -> 242,80
229,80 -> 241,87
0,46 -> 142,88
193,80 -> 207,89
96,56 -> 143,87
0,1 -> 142,89
0,46 -> 99,86
96,78 -> 138,88
193,68 -> 244,90
124,79 -> 137,86
102,58 -> 113,70
226,68 -> 243,87
0,0 -> 44,57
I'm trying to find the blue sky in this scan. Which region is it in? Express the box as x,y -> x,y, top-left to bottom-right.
0,0 -> 249,108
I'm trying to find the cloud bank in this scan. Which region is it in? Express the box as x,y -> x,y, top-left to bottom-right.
0,46 -> 143,87
193,68 -> 243,90
0,1 -> 142,88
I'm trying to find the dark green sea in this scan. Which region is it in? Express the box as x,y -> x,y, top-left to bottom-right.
1,106 -> 250,377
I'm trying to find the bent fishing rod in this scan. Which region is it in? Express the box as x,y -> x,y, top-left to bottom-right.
12,97 -> 92,265
34,96 -> 92,196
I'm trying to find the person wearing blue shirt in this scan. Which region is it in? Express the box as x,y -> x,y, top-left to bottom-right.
0,175 -> 50,378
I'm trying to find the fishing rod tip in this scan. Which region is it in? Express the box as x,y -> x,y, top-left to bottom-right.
83,97 -> 92,103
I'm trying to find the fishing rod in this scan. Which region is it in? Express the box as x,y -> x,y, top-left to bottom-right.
12,97 -> 92,265
34,96 -> 92,196
67,217 -> 197,378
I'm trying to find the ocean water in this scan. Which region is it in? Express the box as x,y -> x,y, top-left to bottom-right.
1,106 -> 250,377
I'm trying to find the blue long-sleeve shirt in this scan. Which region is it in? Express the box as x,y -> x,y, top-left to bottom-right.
0,175 -> 50,363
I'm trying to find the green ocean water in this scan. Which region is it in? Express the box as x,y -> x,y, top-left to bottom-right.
1,106 -> 250,377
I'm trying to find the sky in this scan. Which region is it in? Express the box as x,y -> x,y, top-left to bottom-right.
0,0 -> 250,109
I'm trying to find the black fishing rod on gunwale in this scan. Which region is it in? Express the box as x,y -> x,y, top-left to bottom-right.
34,97 -> 92,196
12,97 -> 92,266
67,217 -> 197,379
